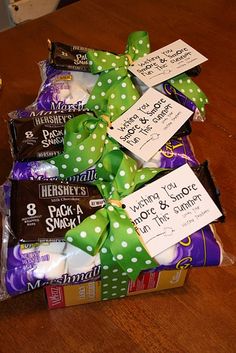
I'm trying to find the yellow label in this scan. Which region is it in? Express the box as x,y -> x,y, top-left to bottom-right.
54,74 -> 72,82
157,269 -> 187,290
64,281 -> 101,306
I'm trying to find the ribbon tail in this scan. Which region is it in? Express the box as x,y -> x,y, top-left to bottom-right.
168,73 -> 208,116
126,31 -> 150,60
133,167 -> 166,191
100,237 -> 129,300
48,115 -> 107,178
65,208 -> 109,256
108,207 -> 157,281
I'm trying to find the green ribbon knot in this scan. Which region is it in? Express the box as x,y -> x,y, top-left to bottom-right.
47,113 -> 120,178
65,150 -> 163,299
86,31 -> 150,118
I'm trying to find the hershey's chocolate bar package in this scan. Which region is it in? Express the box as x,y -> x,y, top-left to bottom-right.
48,40 -> 91,72
192,161 -> 224,221
8,111 -> 83,161
10,179 -> 104,242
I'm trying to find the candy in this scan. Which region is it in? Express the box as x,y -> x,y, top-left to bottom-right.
48,40 -> 91,72
8,111 -> 85,161
9,179 -> 104,243
11,161 -> 97,182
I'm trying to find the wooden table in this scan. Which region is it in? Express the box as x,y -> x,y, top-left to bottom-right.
0,1 -> 235,352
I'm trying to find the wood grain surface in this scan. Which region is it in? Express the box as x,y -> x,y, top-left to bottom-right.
0,1 -> 235,352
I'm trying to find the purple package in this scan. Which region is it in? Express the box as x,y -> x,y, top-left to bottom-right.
155,225 -> 222,270
155,136 -> 199,168
10,161 -> 97,183
4,242 -> 101,297
131,136 -> 199,169
32,61 -> 98,111
2,224 -> 222,297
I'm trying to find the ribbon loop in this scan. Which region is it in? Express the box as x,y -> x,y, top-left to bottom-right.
87,31 -> 150,74
46,114 -> 107,177
86,31 -> 151,120
47,112 -> 120,178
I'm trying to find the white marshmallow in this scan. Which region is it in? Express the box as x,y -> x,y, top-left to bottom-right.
154,245 -> 177,265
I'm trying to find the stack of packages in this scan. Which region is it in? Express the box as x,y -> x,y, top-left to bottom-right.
0,32 -> 228,309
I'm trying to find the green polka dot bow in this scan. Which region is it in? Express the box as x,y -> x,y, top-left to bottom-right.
65,149 -> 164,300
86,31 -> 150,118
47,112 -> 120,178
168,73 -> 208,117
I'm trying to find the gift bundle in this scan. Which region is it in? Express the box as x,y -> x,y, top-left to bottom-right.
0,31 -> 231,308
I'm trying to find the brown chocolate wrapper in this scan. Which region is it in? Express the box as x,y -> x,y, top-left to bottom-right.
10,179 -> 104,243
48,40 -> 91,72
152,161 -> 224,222
174,119 -> 192,137
48,39 -> 202,77
8,111 -> 87,161
192,161 -> 224,222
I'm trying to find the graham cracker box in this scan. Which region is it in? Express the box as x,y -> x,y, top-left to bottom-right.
45,268 -> 187,309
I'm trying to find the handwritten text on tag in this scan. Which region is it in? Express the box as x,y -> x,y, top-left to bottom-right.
122,164 -> 222,257
128,39 -> 208,86
108,88 -> 192,162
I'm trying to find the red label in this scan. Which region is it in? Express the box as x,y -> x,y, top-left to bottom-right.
45,286 -> 65,309
128,271 -> 159,293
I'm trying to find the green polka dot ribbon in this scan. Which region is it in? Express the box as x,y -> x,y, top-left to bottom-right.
86,31 -> 150,119
65,149 -> 164,300
168,73 -> 209,117
46,113 -> 119,178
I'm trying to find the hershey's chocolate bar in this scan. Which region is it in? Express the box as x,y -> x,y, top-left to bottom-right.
8,111 -> 84,161
192,161 -> 224,221
48,40 -> 91,72
10,179 -> 104,242
186,65 -> 202,77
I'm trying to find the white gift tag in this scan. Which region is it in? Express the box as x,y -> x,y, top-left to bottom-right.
108,88 -> 192,161
122,164 -> 222,257
129,39 -> 208,87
